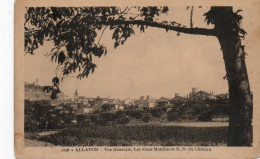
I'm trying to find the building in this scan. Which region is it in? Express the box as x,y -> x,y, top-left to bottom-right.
188,87 -> 199,98
170,93 -> 187,105
74,105 -> 94,115
215,93 -> 229,100
134,95 -> 156,108
156,97 -> 170,107
123,98 -> 135,105
114,104 -> 124,110
145,96 -> 156,108
191,91 -> 215,102
185,87 -> 217,101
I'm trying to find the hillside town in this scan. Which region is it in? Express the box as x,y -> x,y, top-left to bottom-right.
25,80 -> 229,113
25,80 -> 229,129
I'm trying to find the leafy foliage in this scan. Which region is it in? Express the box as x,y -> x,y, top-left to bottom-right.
204,7 -> 246,39
25,7 -> 246,101
142,113 -> 151,122
25,7 -> 169,99
24,7 -> 169,78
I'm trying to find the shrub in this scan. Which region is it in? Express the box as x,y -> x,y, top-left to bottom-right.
132,110 -> 143,119
24,99 -> 52,131
167,112 -> 179,121
24,132 -> 40,140
24,116 -> 38,132
198,111 -> 213,122
101,112 -> 116,121
116,110 -> 125,118
102,104 -> 113,111
151,108 -> 162,117
178,113 -> 193,121
142,114 -> 150,123
161,107 -> 167,112
117,116 -> 130,124
92,110 -> 100,114
95,116 -> 108,125
89,114 -> 99,122
76,114 -> 86,124
126,109 -> 144,119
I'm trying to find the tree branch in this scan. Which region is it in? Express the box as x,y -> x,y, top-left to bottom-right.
97,25 -> 108,44
190,6 -> 194,28
104,20 -> 216,36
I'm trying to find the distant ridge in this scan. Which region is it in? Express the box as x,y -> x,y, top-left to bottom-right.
24,82 -> 72,105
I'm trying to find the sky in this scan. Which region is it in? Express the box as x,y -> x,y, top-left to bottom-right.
24,6 -> 258,99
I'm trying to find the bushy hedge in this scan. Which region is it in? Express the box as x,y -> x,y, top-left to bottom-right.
125,109 -> 144,119
100,112 -> 117,121
142,114 -> 150,123
90,112 -> 129,125
76,114 -> 86,123
198,111 -> 213,122
167,112 -> 179,121
117,116 -> 130,124
150,108 -> 162,117
95,116 -> 108,125
24,99 -> 52,132
24,115 -> 38,132
116,110 -> 125,118
89,114 -> 99,122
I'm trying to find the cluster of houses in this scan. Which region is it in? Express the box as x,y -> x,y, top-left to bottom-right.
125,88 -> 229,108
26,80 -> 229,115
25,81 -> 231,128
26,80 -> 229,118
51,87 -> 230,116
170,88 -> 229,106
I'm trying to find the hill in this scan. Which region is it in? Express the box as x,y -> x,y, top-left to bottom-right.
24,82 -> 72,105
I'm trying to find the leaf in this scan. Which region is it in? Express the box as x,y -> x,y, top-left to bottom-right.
114,41 -> 119,48
236,9 -> 243,13
162,7 -> 169,13
50,90 -> 57,100
58,51 -> 66,64
42,86 -> 52,93
129,17 -> 135,20
140,25 -> 145,32
52,77 -> 59,86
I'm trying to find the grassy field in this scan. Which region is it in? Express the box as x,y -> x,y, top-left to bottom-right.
38,125 -> 228,146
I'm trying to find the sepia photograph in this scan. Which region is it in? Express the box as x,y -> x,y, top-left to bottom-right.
15,0 -> 260,158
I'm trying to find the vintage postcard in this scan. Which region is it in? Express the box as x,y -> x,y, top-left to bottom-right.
15,0 -> 260,158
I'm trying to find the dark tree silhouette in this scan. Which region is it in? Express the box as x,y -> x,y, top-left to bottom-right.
24,6 -> 252,146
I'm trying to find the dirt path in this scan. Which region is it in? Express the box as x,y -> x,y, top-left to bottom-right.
25,139 -> 55,147
128,121 -> 228,127
37,130 -> 60,136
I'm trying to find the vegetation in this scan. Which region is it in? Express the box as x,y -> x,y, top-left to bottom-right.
125,108 -> 144,119
25,98 -> 230,132
25,7 -> 253,145
117,116 -> 130,125
167,112 -> 179,121
142,113 -> 151,123
24,99 -> 75,131
24,83 -> 43,92
151,108 -> 163,117
39,125 -> 227,146
25,99 -> 228,146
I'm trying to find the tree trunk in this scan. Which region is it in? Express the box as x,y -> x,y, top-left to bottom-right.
213,7 -> 253,146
